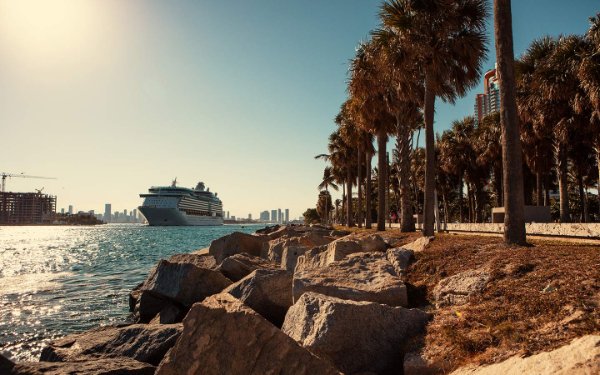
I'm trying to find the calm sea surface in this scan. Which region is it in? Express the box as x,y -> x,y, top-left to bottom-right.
0,223 -> 262,362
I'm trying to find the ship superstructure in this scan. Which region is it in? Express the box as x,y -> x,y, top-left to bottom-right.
138,179 -> 223,226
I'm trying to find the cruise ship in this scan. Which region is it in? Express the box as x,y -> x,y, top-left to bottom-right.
138,179 -> 224,226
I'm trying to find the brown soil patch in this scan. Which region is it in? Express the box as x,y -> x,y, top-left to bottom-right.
407,233 -> 600,371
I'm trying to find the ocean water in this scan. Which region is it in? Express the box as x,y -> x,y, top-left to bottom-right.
0,223 -> 262,362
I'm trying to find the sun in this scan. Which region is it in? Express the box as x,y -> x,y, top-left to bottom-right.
0,0 -> 102,66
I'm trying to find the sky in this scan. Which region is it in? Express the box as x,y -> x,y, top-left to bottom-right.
1,0 -> 599,220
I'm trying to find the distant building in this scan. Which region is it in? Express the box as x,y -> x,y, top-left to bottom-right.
474,67 -> 500,124
277,208 -> 282,223
104,204 -> 112,223
226,211 -> 230,219
285,209 -> 289,224
271,210 -> 277,222
260,210 -> 270,222
0,192 -> 56,224
68,205 -> 73,215
248,213 -> 252,220
61,208 -> 65,214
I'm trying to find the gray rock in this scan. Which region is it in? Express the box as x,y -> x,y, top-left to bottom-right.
218,253 -> 278,282
266,232 -> 334,271
450,335 -> 600,375
156,293 -> 341,375
282,292 -> 430,374
403,236 -> 434,252
387,247 -> 415,280
5,355 -> 155,375
224,269 -> 293,327
433,269 -> 490,307
40,323 -> 182,366
209,231 -> 267,263
168,253 -> 217,269
142,259 -> 232,307
293,252 -> 408,306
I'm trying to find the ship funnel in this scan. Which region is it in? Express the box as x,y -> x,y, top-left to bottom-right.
196,182 -> 205,191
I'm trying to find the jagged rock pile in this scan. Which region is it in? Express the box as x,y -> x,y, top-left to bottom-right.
2,224 -> 436,375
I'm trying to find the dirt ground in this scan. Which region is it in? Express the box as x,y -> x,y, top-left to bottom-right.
405,233 -> 600,371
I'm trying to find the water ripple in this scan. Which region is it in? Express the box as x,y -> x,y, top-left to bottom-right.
0,223 -> 260,362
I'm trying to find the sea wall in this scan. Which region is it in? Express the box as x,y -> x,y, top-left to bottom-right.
401,222 -> 600,239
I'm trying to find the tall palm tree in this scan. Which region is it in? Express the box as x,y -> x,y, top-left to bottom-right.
380,0 -> 488,236
494,0 -> 526,243
317,167 -> 339,224
349,41 -> 397,231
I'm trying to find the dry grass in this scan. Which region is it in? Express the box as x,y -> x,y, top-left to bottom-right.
406,234 -> 600,370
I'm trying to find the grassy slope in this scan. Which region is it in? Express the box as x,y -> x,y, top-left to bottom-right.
406,233 -> 600,370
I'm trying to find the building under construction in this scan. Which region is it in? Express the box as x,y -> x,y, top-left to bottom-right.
0,192 -> 57,225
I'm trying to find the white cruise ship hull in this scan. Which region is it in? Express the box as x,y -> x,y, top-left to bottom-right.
138,206 -> 224,226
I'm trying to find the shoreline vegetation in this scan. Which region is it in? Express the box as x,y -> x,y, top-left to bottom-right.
1,224 -> 597,374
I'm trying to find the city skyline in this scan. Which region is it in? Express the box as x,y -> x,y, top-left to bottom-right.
2,1 -> 598,217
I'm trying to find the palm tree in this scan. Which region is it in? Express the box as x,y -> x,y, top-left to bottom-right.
380,0 -> 488,236
476,113 -> 503,207
317,167 -> 339,224
349,41 -> 397,231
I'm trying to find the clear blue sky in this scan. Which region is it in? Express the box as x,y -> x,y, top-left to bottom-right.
1,0 -> 598,220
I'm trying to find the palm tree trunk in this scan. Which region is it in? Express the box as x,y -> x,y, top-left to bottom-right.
597,146 -> 600,218
494,165 -> 503,207
577,173 -> 586,223
556,142 -> 570,223
357,147 -> 363,228
398,121 -> 415,232
422,74 -> 436,236
346,171 -> 354,227
342,183 -> 346,225
495,0 -> 526,244
458,173 -> 464,222
544,175 -> 550,207
377,128 -> 387,231
536,171 -> 543,206
366,151 -> 372,229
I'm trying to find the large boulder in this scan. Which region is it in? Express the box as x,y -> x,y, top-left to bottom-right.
168,253 -> 217,269
265,232 -> 334,271
450,335 -> 600,375
433,269 -> 490,307
3,355 -> 155,375
40,323 -> 182,366
293,252 -> 408,306
387,247 -> 415,280
294,235 -> 386,273
282,292 -> 430,374
218,253 -> 278,282
224,269 -> 293,327
156,293 -> 341,375
403,236 -> 434,252
133,259 -> 232,322
209,232 -> 266,263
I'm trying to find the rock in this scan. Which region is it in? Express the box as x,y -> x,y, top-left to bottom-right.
156,293 -> 341,375
140,259 -> 232,315
6,355 -> 155,375
218,253 -> 278,282
149,303 -> 184,324
329,229 -> 351,237
40,323 -> 182,366
282,292 -> 430,374
433,270 -> 490,307
450,335 -> 600,375
209,231 -> 267,263
224,269 -> 293,327
168,253 -> 217,269
293,252 -> 408,306
403,236 -> 434,252
265,232 -> 334,271
294,235 -> 387,273
191,247 -> 209,255
404,351 -> 446,375
387,247 -> 415,279
136,290 -> 172,323
355,234 -> 387,252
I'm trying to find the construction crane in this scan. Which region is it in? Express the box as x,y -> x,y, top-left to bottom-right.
1,172 -> 56,193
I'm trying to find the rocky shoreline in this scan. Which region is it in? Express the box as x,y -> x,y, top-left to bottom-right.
1,225 -> 598,374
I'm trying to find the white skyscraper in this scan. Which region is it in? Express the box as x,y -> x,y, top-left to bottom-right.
104,204 -> 112,223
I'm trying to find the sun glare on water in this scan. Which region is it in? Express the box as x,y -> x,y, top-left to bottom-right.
0,0 -> 104,67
